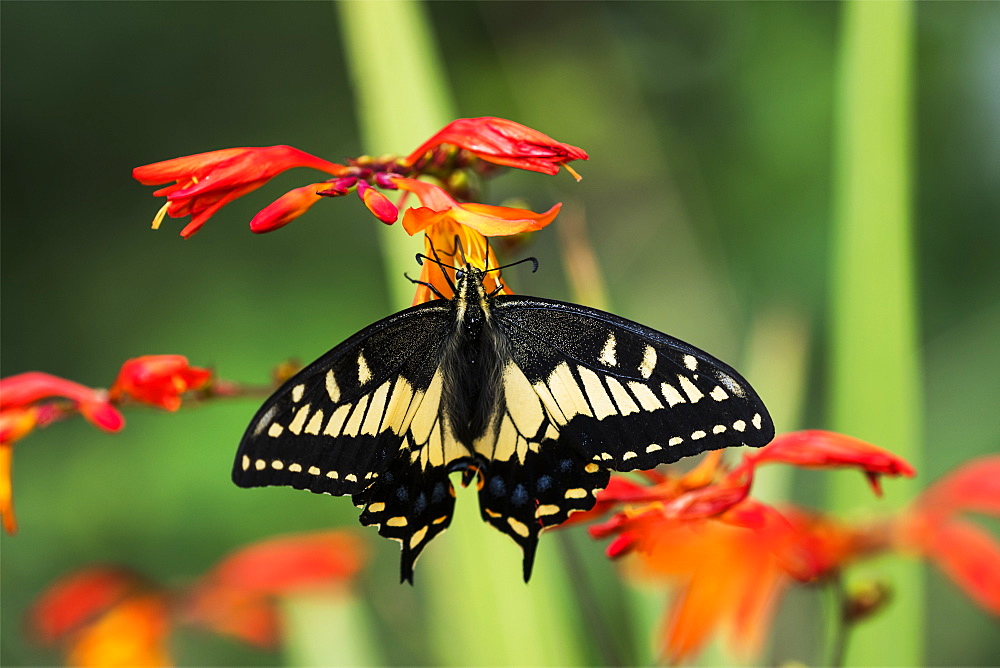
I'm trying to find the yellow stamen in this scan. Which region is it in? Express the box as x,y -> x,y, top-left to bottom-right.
150,202 -> 170,230
563,163 -> 583,182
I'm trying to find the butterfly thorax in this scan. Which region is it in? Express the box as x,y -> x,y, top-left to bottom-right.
440,267 -> 507,449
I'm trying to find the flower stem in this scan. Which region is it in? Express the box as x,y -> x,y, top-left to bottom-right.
555,532 -> 627,666
828,575 -> 851,668
827,1 -> 923,663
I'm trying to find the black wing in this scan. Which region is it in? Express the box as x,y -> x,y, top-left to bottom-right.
233,301 -> 460,582
470,295 -> 774,575
494,296 -> 774,467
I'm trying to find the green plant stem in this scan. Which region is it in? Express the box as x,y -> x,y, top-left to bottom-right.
337,0 -> 454,310
827,575 -> 850,667
555,532 -> 626,666
828,1 -> 923,664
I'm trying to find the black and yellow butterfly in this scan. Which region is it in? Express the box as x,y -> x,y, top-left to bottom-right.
233,256 -> 774,583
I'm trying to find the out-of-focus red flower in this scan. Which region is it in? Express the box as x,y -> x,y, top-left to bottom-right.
404,117 -> 589,179
30,567 -> 170,667
134,146 -> 346,238
747,430 -> 916,496
0,373 -> 124,533
29,531 -> 368,664
109,355 -> 212,411
0,372 -> 124,433
900,456 -> 1000,614
182,531 -> 366,647
577,432 -> 920,663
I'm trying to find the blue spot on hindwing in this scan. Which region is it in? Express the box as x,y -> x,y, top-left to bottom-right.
489,476 -> 506,497
413,491 -> 428,516
431,482 -> 446,504
512,484 -> 529,507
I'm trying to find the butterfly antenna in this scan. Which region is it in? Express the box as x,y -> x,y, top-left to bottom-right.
404,273 -> 448,301
415,239 -> 458,295
452,235 -> 469,268
487,256 -> 539,274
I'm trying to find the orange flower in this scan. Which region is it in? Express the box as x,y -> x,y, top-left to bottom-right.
404,117 -> 589,179
393,177 -> 561,238
182,531 -> 366,646
581,432 -> 918,662
108,355 -> 212,411
134,146 -> 346,238
29,531 -> 368,664
392,177 -> 561,304
30,567 -> 170,667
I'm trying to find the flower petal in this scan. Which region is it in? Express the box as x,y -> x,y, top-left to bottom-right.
200,530 -> 366,595
404,117 -> 588,176
357,181 -> 399,224
30,567 -> 146,645
749,430 -> 916,496
109,355 -> 211,412
913,518 -> 1000,614
250,183 -> 328,233
914,455 -> 1000,520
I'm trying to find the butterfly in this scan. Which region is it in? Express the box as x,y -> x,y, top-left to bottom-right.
233,252 -> 774,583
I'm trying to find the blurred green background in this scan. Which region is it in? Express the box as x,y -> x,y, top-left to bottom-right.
2,1 -> 997,665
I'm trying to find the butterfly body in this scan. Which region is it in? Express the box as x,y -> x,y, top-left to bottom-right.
234,266 -> 774,583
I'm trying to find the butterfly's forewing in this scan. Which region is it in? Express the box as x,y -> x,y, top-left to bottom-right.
493,296 -> 774,470
233,301 -> 458,580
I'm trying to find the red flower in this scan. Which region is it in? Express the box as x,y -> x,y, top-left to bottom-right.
0,372 -> 124,533
1,372 -> 123,433
747,430 -> 916,496
404,117 -> 589,179
29,531 -> 368,664
29,567 -> 170,667
249,183 -> 330,233
579,432 -> 918,662
182,531 -> 367,647
900,456 -> 1000,614
133,146 -> 346,238
108,355 -> 212,411
356,180 -> 399,224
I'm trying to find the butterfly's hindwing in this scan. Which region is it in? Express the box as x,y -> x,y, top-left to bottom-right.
353,452 -> 457,584
233,302 -> 451,496
492,296 -> 775,471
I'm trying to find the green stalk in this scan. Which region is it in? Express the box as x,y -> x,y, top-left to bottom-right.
336,2 -> 584,664
828,2 -> 923,664
337,0 -> 454,310
281,592 -> 381,666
